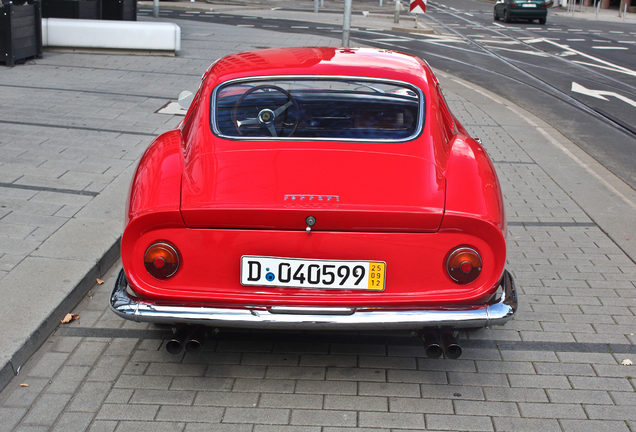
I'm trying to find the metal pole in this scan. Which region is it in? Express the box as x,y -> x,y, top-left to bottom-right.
320,0 -> 324,7
596,0 -> 600,19
342,0 -> 352,46
394,0 -> 400,23
314,0 -> 319,13
153,0 -> 159,18
623,2 -> 627,20
379,0 -> 383,6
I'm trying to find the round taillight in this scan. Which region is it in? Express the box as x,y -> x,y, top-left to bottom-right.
446,247 -> 482,284
144,242 -> 180,279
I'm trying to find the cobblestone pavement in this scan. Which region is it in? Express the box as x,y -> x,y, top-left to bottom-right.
1,2 -> 636,431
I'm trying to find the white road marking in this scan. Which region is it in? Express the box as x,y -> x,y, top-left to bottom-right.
541,39 -> 636,77
571,82 -> 636,108
566,39 -> 585,41
592,46 -> 629,50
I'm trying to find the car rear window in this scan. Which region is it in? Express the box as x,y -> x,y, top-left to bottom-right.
211,77 -> 424,141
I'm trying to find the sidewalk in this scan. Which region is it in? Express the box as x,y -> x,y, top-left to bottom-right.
0,0 -> 635,398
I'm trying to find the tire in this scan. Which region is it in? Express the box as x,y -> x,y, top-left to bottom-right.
494,9 -> 500,21
539,17 -> 546,24
504,9 -> 511,23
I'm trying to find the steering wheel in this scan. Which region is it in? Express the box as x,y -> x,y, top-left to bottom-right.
232,85 -> 300,137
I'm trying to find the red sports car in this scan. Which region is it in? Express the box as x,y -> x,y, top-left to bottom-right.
110,47 -> 517,359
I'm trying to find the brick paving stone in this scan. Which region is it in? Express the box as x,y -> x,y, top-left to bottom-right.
388,397 -> 453,414
170,376 -> 234,391
129,389 -> 196,405
386,369 -> 448,384
204,364 -> 266,378
194,391 -> 260,407
560,419 -> 631,432
108,421 -> 186,432
518,402 -> 587,419
358,382 -> 421,398
508,374 -> 572,389
95,403 -> 159,421
50,412 -> 94,432
155,405 -> 224,422
266,366 -> 326,380
482,387 -> 548,403
21,393 -> 71,426
298,355 -> 358,368
585,405 -> 636,420
358,411 -> 425,429
114,374 -> 172,390
184,424 -> 251,432
491,417 -> 562,432
2,378 -> 49,408
241,353 -> 300,366
26,352 -> 69,378
448,372 -> 510,387
420,384 -> 485,400
358,356 -> 417,370
475,360 -> 535,375
0,407 -> 28,432
323,395 -> 388,411
45,365 -> 90,394
569,376 -> 634,391
426,414 -> 494,431
260,393 -> 324,409
254,427 -> 322,432
233,378 -> 295,393
291,409 -> 356,427
294,380 -> 357,395
327,367 -> 387,382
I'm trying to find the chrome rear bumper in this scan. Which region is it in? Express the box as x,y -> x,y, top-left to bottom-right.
110,270 -> 517,330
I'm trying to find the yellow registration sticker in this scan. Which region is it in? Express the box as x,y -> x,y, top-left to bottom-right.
368,262 -> 386,290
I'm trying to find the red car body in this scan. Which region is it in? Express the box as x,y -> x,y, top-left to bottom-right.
111,48 -> 516,351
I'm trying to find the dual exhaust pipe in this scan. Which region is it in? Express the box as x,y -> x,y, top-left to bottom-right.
165,326 -> 461,359
422,329 -> 462,359
166,326 -> 207,355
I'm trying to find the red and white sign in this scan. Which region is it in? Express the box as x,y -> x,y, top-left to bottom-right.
410,0 -> 427,14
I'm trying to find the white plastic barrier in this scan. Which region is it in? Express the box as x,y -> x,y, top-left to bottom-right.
42,19 -> 181,53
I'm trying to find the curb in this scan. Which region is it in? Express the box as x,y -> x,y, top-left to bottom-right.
0,238 -> 122,391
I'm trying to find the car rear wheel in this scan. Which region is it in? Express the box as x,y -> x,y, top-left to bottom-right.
539,17 -> 546,24
493,9 -> 500,21
504,9 -> 511,23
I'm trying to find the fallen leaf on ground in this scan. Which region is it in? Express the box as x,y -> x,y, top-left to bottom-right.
61,313 -> 79,324
20,383 -> 29,387
621,359 -> 633,366
96,279 -> 104,285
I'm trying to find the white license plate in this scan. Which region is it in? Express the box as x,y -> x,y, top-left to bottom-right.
522,3 -> 536,7
241,256 -> 386,290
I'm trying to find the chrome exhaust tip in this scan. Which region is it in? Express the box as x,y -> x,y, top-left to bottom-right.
166,327 -> 190,354
184,326 -> 207,354
440,331 -> 462,359
422,331 -> 443,359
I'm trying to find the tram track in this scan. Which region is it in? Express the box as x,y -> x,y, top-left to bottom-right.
424,2 -> 636,137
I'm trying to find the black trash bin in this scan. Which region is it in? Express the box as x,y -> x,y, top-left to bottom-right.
41,0 -> 101,19
0,0 -> 43,67
102,0 -> 136,20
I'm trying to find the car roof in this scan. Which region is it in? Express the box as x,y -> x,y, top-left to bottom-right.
204,47 -> 436,89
